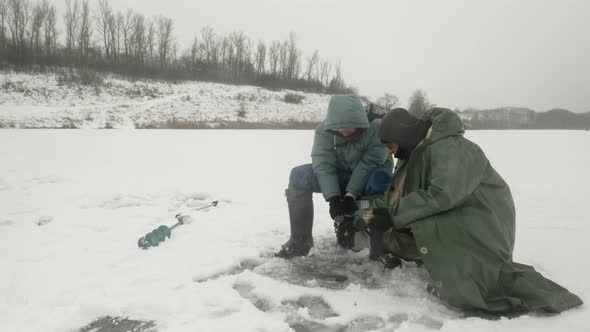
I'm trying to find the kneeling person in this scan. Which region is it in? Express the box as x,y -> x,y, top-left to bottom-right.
357,107 -> 582,316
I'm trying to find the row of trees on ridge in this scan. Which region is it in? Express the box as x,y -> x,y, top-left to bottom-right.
0,0 -> 354,93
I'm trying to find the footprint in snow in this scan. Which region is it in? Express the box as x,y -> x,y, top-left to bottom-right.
36,216 -> 53,226
0,219 -> 13,227
281,295 -> 339,320
232,281 -> 273,312
233,281 -> 340,331
77,316 -> 157,332
193,257 -> 262,283
99,194 -> 154,209
168,192 -> 215,211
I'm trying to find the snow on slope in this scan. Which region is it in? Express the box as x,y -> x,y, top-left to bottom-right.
0,70 -> 330,129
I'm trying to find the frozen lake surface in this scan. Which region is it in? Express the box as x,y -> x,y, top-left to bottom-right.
0,129 -> 588,331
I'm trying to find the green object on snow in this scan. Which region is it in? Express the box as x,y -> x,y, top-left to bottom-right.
137,200 -> 218,249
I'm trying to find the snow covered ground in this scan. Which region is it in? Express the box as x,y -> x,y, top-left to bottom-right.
0,70 -> 329,129
0,129 -> 588,332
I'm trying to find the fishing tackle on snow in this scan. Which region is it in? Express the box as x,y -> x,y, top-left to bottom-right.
137,200 -> 218,249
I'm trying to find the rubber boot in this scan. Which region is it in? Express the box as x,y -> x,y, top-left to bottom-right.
275,189 -> 314,258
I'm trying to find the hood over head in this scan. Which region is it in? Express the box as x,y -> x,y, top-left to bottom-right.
323,95 -> 369,132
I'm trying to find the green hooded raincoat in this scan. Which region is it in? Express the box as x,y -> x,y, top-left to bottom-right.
375,108 -> 582,315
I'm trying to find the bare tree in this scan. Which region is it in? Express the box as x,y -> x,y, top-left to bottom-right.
227,38 -> 235,75
242,36 -> 253,74
110,11 -> 122,64
408,89 -> 431,119
29,0 -> 48,56
221,35 -> 234,76
7,0 -> 31,58
189,35 -> 198,73
17,0 -> 29,56
268,40 -> 279,77
0,0 -> 6,49
376,93 -> 400,110
209,35 -> 219,70
63,0 -> 79,59
218,36 -> 226,71
305,49 -> 319,81
145,18 -> 154,66
200,25 -> 214,68
95,0 -> 112,63
6,0 -> 16,49
131,12 -> 146,65
230,30 -> 248,81
278,40 -> 288,79
156,14 -> 173,68
328,60 -> 344,91
293,49 -> 302,79
120,9 -> 133,64
77,0 -> 91,61
286,31 -> 301,80
319,60 -> 331,87
169,39 -> 178,67
43,2 -> 57,56
254,40 -> 266,75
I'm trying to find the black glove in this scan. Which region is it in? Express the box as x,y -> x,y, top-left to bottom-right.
368,208 -> 393,232
328,195 -> 358,220
334,214 -> 355,249
328,196 -> 342,220
341,196 -> 357,215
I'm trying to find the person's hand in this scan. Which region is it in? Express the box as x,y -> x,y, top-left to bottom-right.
367,208 -> 393,231
334,214 -> 355,249
329,196 -> 358,220
341,195 -> 357,215
328,196 -> 342,220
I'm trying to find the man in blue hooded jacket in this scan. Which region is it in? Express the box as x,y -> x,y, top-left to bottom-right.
276,94 -> 393,258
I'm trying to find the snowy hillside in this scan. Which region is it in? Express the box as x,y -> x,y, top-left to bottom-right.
0,70 -> 330,129
0,130 -> 587,332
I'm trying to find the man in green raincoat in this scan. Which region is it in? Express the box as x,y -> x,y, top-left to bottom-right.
358,107 -> 582,315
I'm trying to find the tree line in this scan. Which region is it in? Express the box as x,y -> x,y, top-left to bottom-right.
371,90 -> 590,130
0,0 -> 355,93
460,107 -> 590,130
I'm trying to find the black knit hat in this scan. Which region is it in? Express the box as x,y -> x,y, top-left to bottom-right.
378,108 -> 431,159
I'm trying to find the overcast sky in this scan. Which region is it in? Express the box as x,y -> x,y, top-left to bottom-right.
59,0 -> 590,112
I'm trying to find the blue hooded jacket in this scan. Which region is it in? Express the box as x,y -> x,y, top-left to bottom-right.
312,95 -> 392,200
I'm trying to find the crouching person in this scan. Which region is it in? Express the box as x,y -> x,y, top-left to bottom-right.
275,94 -> 393,258
356,107 -> 582,316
